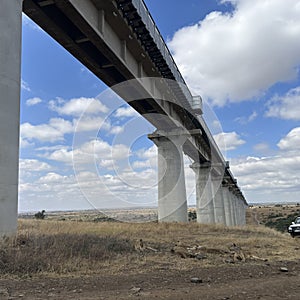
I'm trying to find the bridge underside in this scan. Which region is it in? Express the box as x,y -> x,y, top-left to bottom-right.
0,0 -> 247,236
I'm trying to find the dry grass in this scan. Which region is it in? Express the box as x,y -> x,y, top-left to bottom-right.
0,219 -> 299,277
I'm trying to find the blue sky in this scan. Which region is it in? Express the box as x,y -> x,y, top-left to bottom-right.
20,0 -> 300,212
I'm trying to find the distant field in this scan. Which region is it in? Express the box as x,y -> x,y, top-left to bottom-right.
19,208 -> 159,223
22,204 -> 300,230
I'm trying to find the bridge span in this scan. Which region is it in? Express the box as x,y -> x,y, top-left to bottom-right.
0,0 -> 247,235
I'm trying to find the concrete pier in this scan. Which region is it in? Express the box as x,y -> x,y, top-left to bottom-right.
211,167 -> 225,225
149,131 -> 188,222
231,193 -> 238,226
222,185 -> 233,226
191,163 -> 215,224
0,0 -> 23,236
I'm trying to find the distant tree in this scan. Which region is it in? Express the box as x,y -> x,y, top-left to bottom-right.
188,210 -> 197,222
34,210 -> 46,220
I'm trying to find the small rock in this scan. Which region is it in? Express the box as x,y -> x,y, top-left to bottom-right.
130,287 -> 141,293
225,258 -> 235,264
195,253 -> 207,260
280,267 -> 289,272
190,277 -> 203,284
0,288 -> 9,296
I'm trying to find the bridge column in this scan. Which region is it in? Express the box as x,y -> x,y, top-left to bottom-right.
212,167 -> 225,225
229,188 -> 237,226
235,194 -> 241,225
0,0 -> 23,236
222,185 -> 233,226
234,194 -> 243,226
239,199 -> 247,225
241,200 -> 247,225
236,197 -> 241,225
149,131 -> 188,223
190,163 -> 215,224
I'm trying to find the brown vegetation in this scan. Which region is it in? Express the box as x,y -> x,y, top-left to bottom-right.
0,218 -> 299,278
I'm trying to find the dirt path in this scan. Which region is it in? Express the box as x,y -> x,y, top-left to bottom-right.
1,260 -> 300,299
249,208 -> 260,225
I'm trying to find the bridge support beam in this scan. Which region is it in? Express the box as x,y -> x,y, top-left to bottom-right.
191,163 -> 215,224
149,131 -> 188,223
0,0 -> 23,236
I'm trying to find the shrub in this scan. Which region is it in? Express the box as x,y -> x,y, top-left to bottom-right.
0,233 -> 133,275
34,210 -> 45,220
188,210 -> 197,222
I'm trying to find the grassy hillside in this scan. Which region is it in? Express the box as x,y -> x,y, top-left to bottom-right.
247,204 -> 300,232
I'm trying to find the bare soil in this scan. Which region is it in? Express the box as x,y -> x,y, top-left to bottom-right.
1,260 -> 300,299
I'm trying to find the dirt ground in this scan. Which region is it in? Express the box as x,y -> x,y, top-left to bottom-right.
0,259 -> 300,299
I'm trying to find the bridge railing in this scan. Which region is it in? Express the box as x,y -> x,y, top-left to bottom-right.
129,1 -> 227,169
131,0 -> 194,108
198,115 -> 226,165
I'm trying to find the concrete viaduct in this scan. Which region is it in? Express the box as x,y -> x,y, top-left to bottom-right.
0,0 -> 247,236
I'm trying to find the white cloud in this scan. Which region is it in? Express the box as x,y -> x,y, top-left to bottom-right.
38,172 -> 70,184
20,136 -> 34,148
232,155 -> 300,189
235,111 -> 258,125
132,160 -> 151,170
253,143 -> 271,154
115,106 -> 138,118
36,145 -> 69,152
266,87 -> 300,120
109,126 -> 124,135
82,139 -> 129,161
48,139 -> 130,165
21,79 -> 31,92
74,116 -> 109,132
214,131 -> 246,151
98,159 -> 115,170
26,97 -> 42,106
230,127 -> 300,203
47,148 -> 73,164
49,118 -> 74,133
277,127 -> 300,151
19,159 -> 52,172
136,145 -> 157,160
21,123 -> 64,143
168,0 -> 300,105
20,118 -> 73,143
49,97 -> 108,116
21,114 -> 112,144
